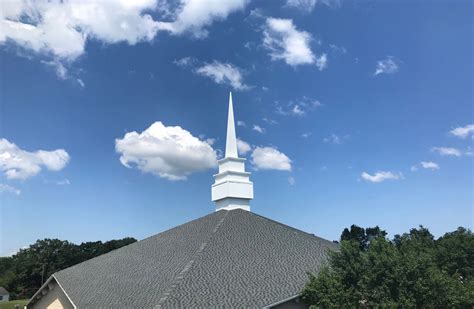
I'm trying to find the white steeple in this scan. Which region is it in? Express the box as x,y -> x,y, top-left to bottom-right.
211,92 -> 253,211
225,92 -> 238,158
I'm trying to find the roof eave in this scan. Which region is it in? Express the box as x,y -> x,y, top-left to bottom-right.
262,293 -> 301,308
25,274 -> 77,309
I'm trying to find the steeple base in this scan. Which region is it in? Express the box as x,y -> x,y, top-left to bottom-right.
215,198 -> 250,212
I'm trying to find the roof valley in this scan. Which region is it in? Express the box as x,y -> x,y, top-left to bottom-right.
155,210 -> 230,308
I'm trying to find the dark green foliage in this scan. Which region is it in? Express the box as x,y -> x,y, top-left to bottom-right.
302,226 -> 474,308
0,237 -> 136,300
340,224 -> 387,250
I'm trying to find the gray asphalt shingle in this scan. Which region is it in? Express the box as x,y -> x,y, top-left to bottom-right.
54,209 -> 337,308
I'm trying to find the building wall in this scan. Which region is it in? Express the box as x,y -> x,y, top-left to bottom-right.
28,281 -> 74,309
0,294 -> 9,302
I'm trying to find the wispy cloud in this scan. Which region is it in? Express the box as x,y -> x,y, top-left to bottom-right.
253,125 -> 265,133
374,56 -> 400,76
195,61 -> 250,91
285,0 -> 341,12
76,79 -> 85,88
323,133 -> 349,144
0,183 -> 21,196
431,147 -> 462,157
329,44 -> 347,54
263,118 -> 278,125
361,171 -> 403,183
411,161 -> 440,171
276,97 -> 322,116
41,59 -> 68,79
56,178 -> 71,185
173,57 -> 196,68
450,124 -> 474,139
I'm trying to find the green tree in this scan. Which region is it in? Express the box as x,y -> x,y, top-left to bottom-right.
341,224 -> 386,250
302,226 -> 474,308
0,237 -> 136,300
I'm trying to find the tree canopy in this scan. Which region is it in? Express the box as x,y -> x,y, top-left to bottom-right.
302,226 -> 474,308
0,237 -> 136,300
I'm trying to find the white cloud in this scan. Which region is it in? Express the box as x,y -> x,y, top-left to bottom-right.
0,138 -> 70,180
237,138 -> 252,155
315,53 -> 328,71
361,171 -> 402,183
263,17 -> 324,67
286,0 -> 317,12
195,61 -> 250,91
323,133 -> 349,144
292,105 -> 305,116
412,161 -> 440,171
288,176 -> 295,186
263,117 -> 278,125
251,146 -> 292,171
276,97 -> 322,116
0,0 -> 160,60
329,44 -> 347,54
374,56 -> 399,76
301,132 -> 312,138
431,147 -> 462,157
285,0 -> 341,12
450,124 -> 474,139
1,1 -> 248,79
0,183 -> 21,196
421,161 -> 440,170
157,0 -> 248,38
76,78 -> 85,88
115,121 -> 217,181
56,178 -> 71,185
253,125 -> 264,133
173,56 -> 196,68
237,120 -> 247,127
420,162 -> 435,170
41,59 -> 68,79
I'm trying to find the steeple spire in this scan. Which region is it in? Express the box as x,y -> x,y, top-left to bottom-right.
225,92 -> 238,158
211,93 -> 253,212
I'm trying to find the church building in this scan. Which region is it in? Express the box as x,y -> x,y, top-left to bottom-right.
26,94 -> 337,309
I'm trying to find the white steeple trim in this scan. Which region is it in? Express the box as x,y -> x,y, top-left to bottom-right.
225,92 -> 238,158
212,93 -> 253,212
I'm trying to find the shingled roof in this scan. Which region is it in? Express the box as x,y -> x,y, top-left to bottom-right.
50,209 -> 337,308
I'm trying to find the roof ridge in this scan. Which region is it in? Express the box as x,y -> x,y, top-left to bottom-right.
155,210 -> 230,308
249,210 -> 337,246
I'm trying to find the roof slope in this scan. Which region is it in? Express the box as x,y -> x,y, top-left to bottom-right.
0,287 -> 8,295
54,209 -> 337,308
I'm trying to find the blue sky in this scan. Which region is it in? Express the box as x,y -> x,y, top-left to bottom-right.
0,0 -> 472,256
